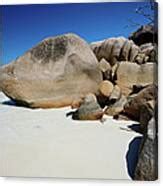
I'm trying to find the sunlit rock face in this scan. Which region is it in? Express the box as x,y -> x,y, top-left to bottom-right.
0,33 -> 102,108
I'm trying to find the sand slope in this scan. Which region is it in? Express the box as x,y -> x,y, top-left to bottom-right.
0,92 -> 142,179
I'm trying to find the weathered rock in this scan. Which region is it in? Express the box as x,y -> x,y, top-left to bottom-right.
91,38 -> 116,63
99,80 -> 114,97
135,53 -> 147,65
105,95 -> 127,116
0,33 -> 102,108
129,44 -> 140,62
139,100 -> 155,132
90,37 -> 141,66
124,84 -> 157,120
98,58 -> 111,72
109,85 -> 121,103
97,84 -> 121,109
111,63 -> 119,81
98,58 -> 112,80
120,40 -> 133,61
72,93 -> 103,120
129,25 -> 158,46
71,97 -> 84,109
134,117 -> 158,180
140,43 -> 157,62
110,37 -> 126,65
116,62 -> 156,96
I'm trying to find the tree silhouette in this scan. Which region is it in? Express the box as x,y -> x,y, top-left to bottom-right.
125,0 -> 157,29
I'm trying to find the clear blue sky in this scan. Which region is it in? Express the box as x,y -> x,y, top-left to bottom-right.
1,2 -> 153,64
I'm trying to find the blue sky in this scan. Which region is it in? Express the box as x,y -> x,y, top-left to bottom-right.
1,2 -> 154,64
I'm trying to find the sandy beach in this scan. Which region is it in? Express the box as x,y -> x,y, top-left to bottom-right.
0,92 -> 142,180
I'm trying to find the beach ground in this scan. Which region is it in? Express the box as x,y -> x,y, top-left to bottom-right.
0,92 -> 142,179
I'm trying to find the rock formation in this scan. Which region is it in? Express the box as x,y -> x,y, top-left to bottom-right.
134,117 -> 158,180
98,58 -> 112,81
99,80 -> 114,97
71,93 -> 103,120
0,23 -> 158,180
109,85 -> 121,103
90,37 -> 141,66
140,43 -> 157,62
0,33 -> 102,108
139,100 -> 155,132
124,84 -> 157,121
116,62 -> 156,96
105,95 -> 127,116
129,25 -> 158,46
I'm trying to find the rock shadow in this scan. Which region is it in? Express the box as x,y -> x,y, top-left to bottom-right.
1,100 -> 30,109
128,123 -> 143,134
1,100 -> 17,107
126,136 -> 143,179
66,110 -> 79,120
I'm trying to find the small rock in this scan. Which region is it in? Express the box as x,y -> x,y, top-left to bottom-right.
72,93 -> 103,120
99,80 -> 114,97
98,58 -> 111,73
105,95 -> 127,116
135,53 -> 146,64
98,58 -> 112,81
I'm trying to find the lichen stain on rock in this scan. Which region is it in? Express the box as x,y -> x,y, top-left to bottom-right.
31,36 -> 68,63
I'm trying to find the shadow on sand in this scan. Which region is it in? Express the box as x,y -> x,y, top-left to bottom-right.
1,100 -> 30,109
1,100 -> 17,106
128,123 -> 143,134
126,136 -> 142,179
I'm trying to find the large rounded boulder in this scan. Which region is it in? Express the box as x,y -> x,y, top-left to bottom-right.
0,33 -> 102,108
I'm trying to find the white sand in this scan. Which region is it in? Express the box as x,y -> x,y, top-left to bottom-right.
0,92 -> 142,179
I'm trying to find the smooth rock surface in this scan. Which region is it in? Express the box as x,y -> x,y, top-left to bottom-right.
116,62 -> 156,96
124,84 -> 157,120
99,80 -> 114,97
0,33 -> 102,108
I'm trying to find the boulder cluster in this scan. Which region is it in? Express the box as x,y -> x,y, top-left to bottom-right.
0,25 -> 158,180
